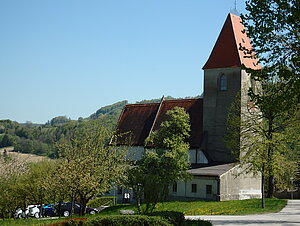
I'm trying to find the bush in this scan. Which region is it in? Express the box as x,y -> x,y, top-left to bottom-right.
87,197 -> 115,208
88,215 -> 172,226
51,218 -> 88,226
147,211 -> 185,225
183,220 -> 212,226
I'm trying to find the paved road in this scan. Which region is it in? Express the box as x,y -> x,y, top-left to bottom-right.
185,200 -> 300,226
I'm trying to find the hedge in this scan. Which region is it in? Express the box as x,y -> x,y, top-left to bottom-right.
147,211 -> 185,225
87,215 -> 172,226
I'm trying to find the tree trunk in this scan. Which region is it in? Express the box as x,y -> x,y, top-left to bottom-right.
267,175 -> 274,198
57,201 -> 62,218
80,199 -> 87,216
71,199 -> 74,216
39,197 -> 43,218
1,208 -> 4,220
135,187 -> 142,214
266,112 -> 274,198
261,169 -> 265,208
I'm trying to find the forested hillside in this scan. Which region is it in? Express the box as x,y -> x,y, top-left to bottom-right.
0,96 -> 200,157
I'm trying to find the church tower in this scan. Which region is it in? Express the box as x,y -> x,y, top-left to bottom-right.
202,13 -> 260,163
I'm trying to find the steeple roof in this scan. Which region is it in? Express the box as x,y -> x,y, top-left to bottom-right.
203,13 -> 260,70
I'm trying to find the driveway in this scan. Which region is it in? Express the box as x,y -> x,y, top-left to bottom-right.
185,200 -> 300,226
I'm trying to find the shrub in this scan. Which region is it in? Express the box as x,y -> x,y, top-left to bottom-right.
50,218 -> 88,226
87,215 -> 172,226
62,220 -> 86,226
147,211 -> 185,225
183,220 -> 212,226
87,197 -> 115,208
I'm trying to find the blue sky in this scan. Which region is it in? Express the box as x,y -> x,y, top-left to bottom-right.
0,0 -> 247,124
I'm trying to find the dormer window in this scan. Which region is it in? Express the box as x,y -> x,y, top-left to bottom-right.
219,74 -> 227,91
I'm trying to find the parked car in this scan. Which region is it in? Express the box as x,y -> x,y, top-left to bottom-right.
42,203 -> 57,217
55,202 -> 98,217
15,205 -> 40,218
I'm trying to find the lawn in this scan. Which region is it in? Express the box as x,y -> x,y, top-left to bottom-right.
0,198 -> 287,226
99,198 -> 287,216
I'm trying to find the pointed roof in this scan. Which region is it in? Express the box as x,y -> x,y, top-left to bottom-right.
203,13 -> 260,70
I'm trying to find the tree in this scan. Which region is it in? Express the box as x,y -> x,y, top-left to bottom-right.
56,126 -> 129,216
0,134 -> 14,148
225,93 -> 299,208
129,107 -> 191,214
0,151 -> 29,219
242,0 -> 299,103
241,0 -> 300,197
50,116 -> 71,126
18,160 -> 56,217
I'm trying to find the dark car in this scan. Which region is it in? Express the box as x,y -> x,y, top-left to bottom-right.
42,203 -> 57,217
55,202 -> 98,217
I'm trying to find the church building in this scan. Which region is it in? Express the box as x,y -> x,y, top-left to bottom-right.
113,13 -> 261,202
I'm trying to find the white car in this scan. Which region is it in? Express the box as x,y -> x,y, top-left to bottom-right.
15,205 -> 40,218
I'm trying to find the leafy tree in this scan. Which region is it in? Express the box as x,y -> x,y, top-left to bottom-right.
0,134 -> 15,148
242,0 -> 299,103
49,116 -> 71,126
0,151 -> 29,219
241,0 -> 300,198
225,93 -> 299,208
56,126 -> 129,216
89,100 -> 128,119
129,107 -> 191,214
18,160 -> 56,217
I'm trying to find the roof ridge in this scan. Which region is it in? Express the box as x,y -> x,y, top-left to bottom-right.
125,102 -> 160,107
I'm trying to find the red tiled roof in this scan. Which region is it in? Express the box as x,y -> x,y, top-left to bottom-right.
203,13 -> 260,70
116,98 -> 203,148
116,102 -> 159,146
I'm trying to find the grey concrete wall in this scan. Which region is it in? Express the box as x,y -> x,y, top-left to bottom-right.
219,165 -> 261,201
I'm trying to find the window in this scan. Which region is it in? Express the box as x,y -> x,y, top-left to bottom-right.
219,74 -> 227,91
206,185 -> 212,195
191,184 -> 197,193
172,182 -> 177,193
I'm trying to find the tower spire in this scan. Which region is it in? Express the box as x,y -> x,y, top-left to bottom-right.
230,0 -> 239,16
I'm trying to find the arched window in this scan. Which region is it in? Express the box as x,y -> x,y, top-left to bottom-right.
219,74 -> 227,91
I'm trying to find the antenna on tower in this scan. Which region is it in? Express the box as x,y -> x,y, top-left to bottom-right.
230,0 -> 240,15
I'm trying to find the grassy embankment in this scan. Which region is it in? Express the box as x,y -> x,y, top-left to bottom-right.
0,198 -> 287,226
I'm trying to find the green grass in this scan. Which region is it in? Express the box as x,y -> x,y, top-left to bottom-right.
0,198 -> 287,226
98,198 -> 287,216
